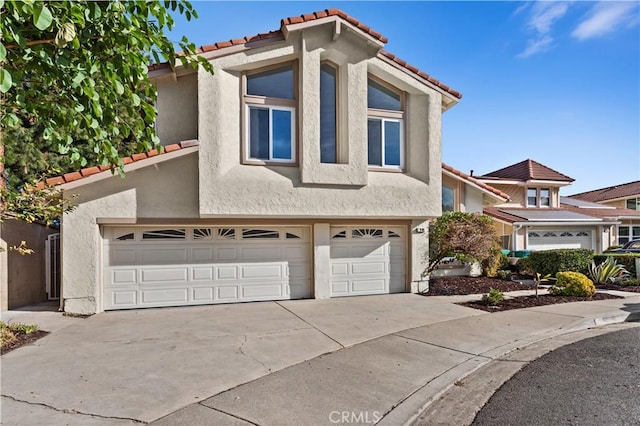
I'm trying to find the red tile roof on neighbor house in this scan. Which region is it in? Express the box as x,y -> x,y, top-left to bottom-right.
40,140 -> 199,187
442,163 -> 509,201
150,9 -> 462,100
479,159 -> 574,183
569,181 -> 640,203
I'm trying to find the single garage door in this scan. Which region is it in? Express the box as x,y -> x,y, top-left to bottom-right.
330,226 -> 406,297
103,226 -> 311,310
528,230 -> 593,251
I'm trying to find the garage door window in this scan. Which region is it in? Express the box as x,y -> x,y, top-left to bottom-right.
352,228 -> 383,238
142,229 -> 186,240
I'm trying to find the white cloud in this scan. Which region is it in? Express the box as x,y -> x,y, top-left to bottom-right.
528,2 -> 570,34
572,1 -> 639,40
517,35 -> 554,58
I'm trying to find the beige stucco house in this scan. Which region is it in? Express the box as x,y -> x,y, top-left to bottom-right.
48,9 -> 463,314
478,159 -> 640,253
569,181 -> 640,245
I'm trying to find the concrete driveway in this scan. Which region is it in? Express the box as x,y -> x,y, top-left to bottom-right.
1,294 -> 479,425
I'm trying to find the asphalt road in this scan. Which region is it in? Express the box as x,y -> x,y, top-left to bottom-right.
473,327 -> 640,426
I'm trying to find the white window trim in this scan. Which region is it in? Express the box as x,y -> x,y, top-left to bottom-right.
245,104 -> 296,163
526,187 -> 551,208
367,116 -> 404,170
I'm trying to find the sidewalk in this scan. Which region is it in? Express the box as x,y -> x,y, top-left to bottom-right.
151,292 -> 640,426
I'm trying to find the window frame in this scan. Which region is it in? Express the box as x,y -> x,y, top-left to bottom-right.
526,187 -> 551,208
320,60 -> 339,164
366,76 -> 405,171
241,61 -> 298,166
626,198 -> 640,211
618,225 -> 640,245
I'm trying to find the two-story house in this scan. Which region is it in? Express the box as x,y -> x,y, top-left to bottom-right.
477,159 -> 640,253
569,181 -> 640,245
49,10 -> 462,314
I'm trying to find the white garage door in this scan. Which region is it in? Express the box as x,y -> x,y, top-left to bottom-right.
103,226 -> 311,310
528,230 -> 593,251
330,226 -> 406,297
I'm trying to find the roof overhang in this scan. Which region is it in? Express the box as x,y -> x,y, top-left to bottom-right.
442,168 -> 508,203
513,221 -> 620,227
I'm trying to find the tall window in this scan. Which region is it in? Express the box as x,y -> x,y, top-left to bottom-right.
320,63 -> 337,163
367,78 -> 403,169
540,188 -> 550,207
244,64 -> 296,163
442,185 -> 455,212
527,188 -> 538,207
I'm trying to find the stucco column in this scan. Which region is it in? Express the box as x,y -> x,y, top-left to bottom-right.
410,219 -> 430,293
313,223 -> 331,299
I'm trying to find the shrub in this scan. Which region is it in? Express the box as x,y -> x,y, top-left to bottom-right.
620,278 -> 640,287
526,249 -> 593,277
515,256 -> 534,275
484,251 -> 510,277
549,271 -> 596,297
593,254 -> 639,278
482,288 -> 504,305
0,321 -> 39,348
588,257 -> 629,284
496,269 -> 512,280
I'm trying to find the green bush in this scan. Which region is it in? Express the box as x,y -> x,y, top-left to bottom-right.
496,269 -> 512,280
588,257 -> 629,284
515,256 -> 533,275
549,271 -> 596,297
482,288 -> 504,305
526,249 -> 594,276
484,251 -> 509,277
593,254 -> 639,278
620,278 -> 640,286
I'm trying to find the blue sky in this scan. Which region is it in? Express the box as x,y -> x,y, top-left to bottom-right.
168,1 -> 639,195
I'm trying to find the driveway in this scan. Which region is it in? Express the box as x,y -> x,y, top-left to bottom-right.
1,294 -> 478,424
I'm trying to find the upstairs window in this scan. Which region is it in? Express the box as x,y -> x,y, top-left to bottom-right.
244,64 -> 296,163
626,198 -> 640,210
320,63 -> 337,164
527,188 -> 551,207
367,78 -> 403,169
442,185 -> 455,212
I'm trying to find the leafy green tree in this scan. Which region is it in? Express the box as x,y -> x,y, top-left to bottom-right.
0,0 -> 213,223
425,211 -> 500,278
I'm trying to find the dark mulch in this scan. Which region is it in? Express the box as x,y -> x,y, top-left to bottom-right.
1,330 -> 49,355
596,284 -> 640,293
460,293 -> 623,313
425,276 -> 533,296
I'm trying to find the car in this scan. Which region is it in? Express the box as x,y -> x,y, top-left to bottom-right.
605,240 -> 640,253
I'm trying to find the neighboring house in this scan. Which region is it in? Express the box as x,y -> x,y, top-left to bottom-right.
569,181 -> 640,245
46,9 -> 463,314
476,159 -> 630,253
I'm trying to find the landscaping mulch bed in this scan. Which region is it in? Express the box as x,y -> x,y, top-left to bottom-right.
460,293 -> 623,313
426,276 -> 533,296
596,284 -> 640,293
424,275 -> 628,313
1,330 -> 49,355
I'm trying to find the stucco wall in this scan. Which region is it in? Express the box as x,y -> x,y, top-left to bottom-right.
156,73 -> 198,146
197,26 -> 443,220
464,186 -> 485,214
61,153 -> 199,314
0,220 -> 58,310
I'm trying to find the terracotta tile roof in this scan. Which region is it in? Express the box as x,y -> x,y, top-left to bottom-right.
39,140 -> 199,188
442,163 -> 509,201
569,181 -> 640,203
561,202 -> 640,220
150,9 -> 461,100
483,207 -> 528,223
479,159 -> 574,182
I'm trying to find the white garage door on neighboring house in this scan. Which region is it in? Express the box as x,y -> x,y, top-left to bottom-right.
330,226 -> 407,297
527,230 -> 593,251
102,226 -> 311,310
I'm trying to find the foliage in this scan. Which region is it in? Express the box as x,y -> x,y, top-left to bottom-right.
534,272 -> 555,297
593,254 -> 639,278
515,256 -> 533,275
481,288 -> 504,306
1,184 -> 75,225
526,249 -> 594,277
588,257 -> 629,284
604,245 -> 622,252
496,270 -> 512,280
0,321 -> 39,348
549,271 -> 596,297
620,278 -> 640,286
426,212 -> 500,277
484,250 -> 508,278
1,1 -> 213,222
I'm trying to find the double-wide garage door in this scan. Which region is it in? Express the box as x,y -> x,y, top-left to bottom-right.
528,229 -> 593,251
103,226 -> 312,310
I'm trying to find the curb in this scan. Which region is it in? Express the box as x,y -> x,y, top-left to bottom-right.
380,310 -> 640,426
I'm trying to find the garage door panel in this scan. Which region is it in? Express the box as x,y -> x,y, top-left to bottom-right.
216,247 -> 238,261
109,248 -> 138,266
240,264 -> 284,279
140,288 -> 189,305
284,246 -> 308,260
216,286 -> 239,301
351,262 -> 386,275
290,280 -> 312,298
349,243 -> 386,258
192,267 -> 214,281
192,247 -> 214,262
241,284 -> 282,299
351,279 -> 386,294
192,287 -> 214,302
240,247 -> 282,261
215,266 -> 237,280
111,289 -> 137,307
111,269 -> 137,285
330,246 -> 350,258
140,268 -> 189,284
288,263 -> 310,279
331,281 -> 349,295
141,248 -> 188,264
331,262 -> 349,276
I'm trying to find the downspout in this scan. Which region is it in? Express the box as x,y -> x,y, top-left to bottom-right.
512,224 -> 523,251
